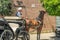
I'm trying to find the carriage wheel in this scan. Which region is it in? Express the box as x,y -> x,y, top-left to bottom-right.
0,30 -> 14,40
16,33 -> 30,40
23,33 -> 30,40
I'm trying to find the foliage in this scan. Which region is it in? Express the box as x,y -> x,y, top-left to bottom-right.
40,0 -> 60,16
0,0 -> 12,16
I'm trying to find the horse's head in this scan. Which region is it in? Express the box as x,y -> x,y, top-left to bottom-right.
37,10 -> 46,21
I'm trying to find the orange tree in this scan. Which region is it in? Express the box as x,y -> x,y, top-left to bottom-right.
40,0 -> 60,16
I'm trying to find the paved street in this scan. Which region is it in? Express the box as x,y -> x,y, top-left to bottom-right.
9,23 -> 55,40
3,19 -> 60,40
30,33 -> 55,40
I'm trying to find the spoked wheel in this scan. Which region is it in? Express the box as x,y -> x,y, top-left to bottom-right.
23,33 -> 30,40
16,32 -> 30,40
0,30 -> 14,40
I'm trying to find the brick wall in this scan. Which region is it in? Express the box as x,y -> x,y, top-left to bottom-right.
13,0 -> 56,33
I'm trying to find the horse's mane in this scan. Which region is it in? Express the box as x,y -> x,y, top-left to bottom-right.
37,10 -> 46,21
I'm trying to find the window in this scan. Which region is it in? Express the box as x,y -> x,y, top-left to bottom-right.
56,16 -> 60,27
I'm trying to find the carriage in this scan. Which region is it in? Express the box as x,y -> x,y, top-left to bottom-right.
0,10 -> 46,40
0,18 -> 14,40
0,18 -> 30,40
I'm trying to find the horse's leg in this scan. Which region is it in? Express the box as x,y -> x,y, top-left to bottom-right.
37,28 -> 40,40
37,24 -> 43,40
37,28 -> 41,40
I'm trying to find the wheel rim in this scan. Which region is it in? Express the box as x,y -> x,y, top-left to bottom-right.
26,34 -> 30,40
1,30 -> 14,40
23,34 -> 30,40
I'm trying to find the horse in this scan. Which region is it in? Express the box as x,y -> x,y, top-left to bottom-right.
25,10 -> 46,40
25,10 -> 46,32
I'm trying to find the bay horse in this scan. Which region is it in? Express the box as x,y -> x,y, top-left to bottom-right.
25,10 -> 46,32
25,10 -> 46,40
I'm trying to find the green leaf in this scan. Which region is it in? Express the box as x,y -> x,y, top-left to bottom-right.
41,0 -> 60,16
0,0 -> 12,16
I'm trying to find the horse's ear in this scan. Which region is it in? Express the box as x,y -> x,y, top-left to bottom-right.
40,10 -> 46,14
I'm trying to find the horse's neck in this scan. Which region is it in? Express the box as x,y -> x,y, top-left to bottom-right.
37,13 -> 45,21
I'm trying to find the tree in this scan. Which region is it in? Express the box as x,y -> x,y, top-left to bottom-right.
40,0 -> 60,16
0,0 -> 12,16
